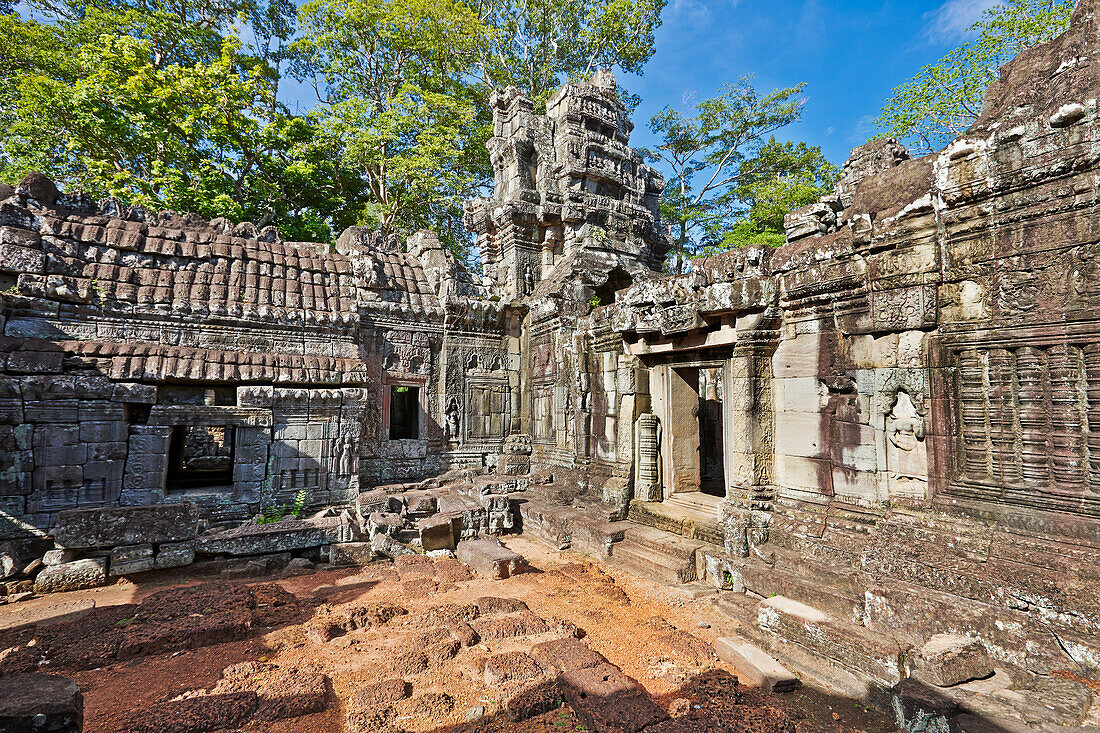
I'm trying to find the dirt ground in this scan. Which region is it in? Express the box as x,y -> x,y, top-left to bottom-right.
0,537 -> 895,733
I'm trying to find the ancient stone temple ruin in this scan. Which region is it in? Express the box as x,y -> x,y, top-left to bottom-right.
5,2 -> 1100,730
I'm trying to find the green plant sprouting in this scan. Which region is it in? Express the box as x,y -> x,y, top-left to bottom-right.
256,489 -> 307,525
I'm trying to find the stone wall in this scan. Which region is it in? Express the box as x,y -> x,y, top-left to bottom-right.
0,178 -> 509,539
605,0 -> 1100,674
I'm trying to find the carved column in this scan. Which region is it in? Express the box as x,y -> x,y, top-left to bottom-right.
1049,344 -> 1087,491
987,348 -> 1021,486
635,413 -> 661,502
1016,347 -> 1052,488
957,349 -> 990,479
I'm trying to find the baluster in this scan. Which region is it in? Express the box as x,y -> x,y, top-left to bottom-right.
1016,347 -> 1052,488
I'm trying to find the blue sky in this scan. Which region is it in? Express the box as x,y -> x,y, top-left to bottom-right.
621,0 -> 999,166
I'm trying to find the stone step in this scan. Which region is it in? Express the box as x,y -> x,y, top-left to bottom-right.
716,637 -> 801,693
665,491 -> 723,514
697,543 -> 867,621
609,528 -> 703,585
517,499 -> 581,547
517,500 -> 629,558
737,557 -> 864,622
628,500 -> 723,546
712,593 -> 877,700
619,526 -> 704,561
756,596 -> 909,689
570,517 -> 631,558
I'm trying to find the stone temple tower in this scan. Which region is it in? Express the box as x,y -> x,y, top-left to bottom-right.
464,71 -> 669,300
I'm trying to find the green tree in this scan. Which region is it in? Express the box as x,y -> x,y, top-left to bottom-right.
0,0 -> 351,240
877,0 -> 1074,154
641,78 -> 836,272
291,0 -> 491,257
471,0 -> 664,106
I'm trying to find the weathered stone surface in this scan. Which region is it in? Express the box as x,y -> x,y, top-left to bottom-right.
154,541 -> 196,569
0,541 -> 19,579
53,503 -> 199,549
196,516 -> 350,556
456,537 -> 526,579
370,533 -> 415,559
917,634 -> 994,687
41,549 -> 77,567
716,638 -> 800,692
418,514 -> 456,551
34,558 -> 107,594
0,673 -> 82,733
330,542 -> 376,566
109,543 -> 154,575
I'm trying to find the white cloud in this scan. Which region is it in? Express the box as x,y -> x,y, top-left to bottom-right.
825,126 -> 836,136
667,0 -> 741,27
848,114 -> 876,144
923,0 -> 1000,44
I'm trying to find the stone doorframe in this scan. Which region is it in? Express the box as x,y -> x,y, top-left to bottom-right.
649,357 -> 728,501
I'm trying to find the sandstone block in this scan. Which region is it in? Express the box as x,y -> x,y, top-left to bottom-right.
0,673 -> 82,733
355,489 -> 403,521
53,502 -> 200,549
456,537 -> 526,579
367,511 -> 404,538
918,634 -> 993,687
370,533 -> 414,559
34,558 -> 107,594
330,541 -> 376,566
154,541 -> 196,569
716,638 -> 800,692
418,515 -> 456,551
42,548 -> 77,566
406,494 -> 438,516
196,516 -> 349,556
109,543 -> 154,575
0,542 -> 19,579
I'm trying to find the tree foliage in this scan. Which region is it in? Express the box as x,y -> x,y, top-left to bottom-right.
0,0 -> 666,256
291,0 -> 490,255
471,0 -> 664,106
641,78 -> 838,272
0,0 -> 359,241
877,0 -> 1074,154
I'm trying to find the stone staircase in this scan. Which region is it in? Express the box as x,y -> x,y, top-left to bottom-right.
627,496 -> 724,546
607,525 -> 705,584
519,493 -> 912,698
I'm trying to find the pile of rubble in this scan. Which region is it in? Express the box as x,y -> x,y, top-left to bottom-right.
1,443 -> 536,603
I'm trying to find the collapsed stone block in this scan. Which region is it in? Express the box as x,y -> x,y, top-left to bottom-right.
370,533 -> 415,559
196,515 -> 350,556
154,541 -> 195,569
330,541 -> 376,566
917,634 -> 994,687
456,537 -> 526,579
0,673 -> 82,733
34,557 -> 107,594
109,543 -> 154,575
52,502 -> 200,549
42,549 -> 77,566
716,638 -> 800,693
0,542 -> 20,579
355,489 -> 404,521
367,512 -> 404,538
417,515 -> 456,551
406,494 -> 438,516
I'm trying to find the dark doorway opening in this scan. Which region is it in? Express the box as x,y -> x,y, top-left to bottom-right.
389,386 -> 420,440
593,267 -> 633,306
166,425 -> 235,492
698,367 -> 725,497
